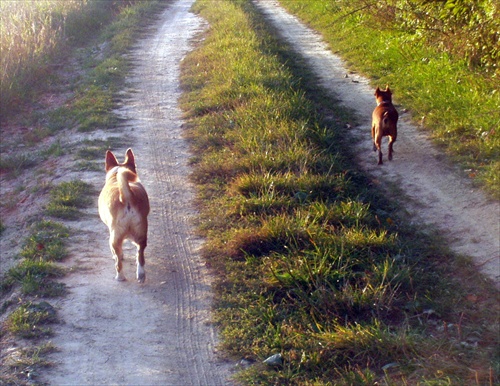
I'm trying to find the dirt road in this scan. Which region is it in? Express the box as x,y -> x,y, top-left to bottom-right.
254,0 -> 499,287
41,1 -> 233,384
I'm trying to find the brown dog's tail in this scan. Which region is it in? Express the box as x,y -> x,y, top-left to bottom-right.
117,168 -> 134,204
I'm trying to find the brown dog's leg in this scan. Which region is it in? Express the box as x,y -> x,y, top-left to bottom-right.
389,137 -> 394,161
110,232 -> 126,281
372,125 -> 383,164
375,136 -> 383,165
371,124 -> 377,152
388,136 -> 395,161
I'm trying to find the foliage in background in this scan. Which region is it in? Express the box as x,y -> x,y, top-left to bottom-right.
340,0 -> 499,73
183,0 -> 499,384
1,0 -> 85,106
279,0 -> 499,197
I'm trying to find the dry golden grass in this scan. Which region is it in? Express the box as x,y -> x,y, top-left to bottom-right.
0,0 -> 86,104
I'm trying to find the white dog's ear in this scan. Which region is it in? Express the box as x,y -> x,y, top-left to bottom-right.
105,150 -> 119,171
125,148 -> 135,163
124,148 -> 137,174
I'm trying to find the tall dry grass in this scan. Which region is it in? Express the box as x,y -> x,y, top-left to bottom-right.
0,0 -> 87,109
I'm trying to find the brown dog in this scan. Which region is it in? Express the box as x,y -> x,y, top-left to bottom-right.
98,149 -> 150,282
371,85 -> 398,165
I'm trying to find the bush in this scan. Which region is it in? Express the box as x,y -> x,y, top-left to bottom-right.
332,0 -> 499,74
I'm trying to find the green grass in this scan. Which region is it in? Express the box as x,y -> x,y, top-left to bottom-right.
1,220 -> 70,297
5,302 -> 57,339
0,152 -> 39,177
77,137 -> 127,160
182,0 -> 499,384
8,260 -> 66,297
65,0 -> 166,133
279,0 -> 500,198
0,342 -> 57,385
5,342 -> 57,371
74,137 -> 127,171
0,146 -> 65,178
46,180 -> 93,220
68,84 -> 118,133
19,220 -> 69,262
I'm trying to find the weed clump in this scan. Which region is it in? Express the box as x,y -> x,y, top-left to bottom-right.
46,180 -> 93,220
5,302 -> 57,339
8,260 -> 66,297
20,221 -> 69,262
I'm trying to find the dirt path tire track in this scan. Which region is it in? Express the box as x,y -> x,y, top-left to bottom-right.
41,1 -> 233,385
254,0 -> 499,287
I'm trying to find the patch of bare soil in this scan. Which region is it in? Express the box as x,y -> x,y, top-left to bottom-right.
33,1 -> 233,384
254,0 -> 499,288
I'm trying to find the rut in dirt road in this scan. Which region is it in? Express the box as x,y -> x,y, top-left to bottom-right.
254,0 -> 499,287
41,1 -> 233,385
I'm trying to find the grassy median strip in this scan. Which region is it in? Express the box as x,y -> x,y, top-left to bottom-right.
182,0 -> 498,384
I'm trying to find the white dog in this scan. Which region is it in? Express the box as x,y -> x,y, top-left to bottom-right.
98,149 -> 150,282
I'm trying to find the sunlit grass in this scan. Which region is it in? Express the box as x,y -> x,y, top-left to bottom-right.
19,220 -> 69,262
0,0 -> 87,107
46,180 -> 93,220
182,0 -> 499,384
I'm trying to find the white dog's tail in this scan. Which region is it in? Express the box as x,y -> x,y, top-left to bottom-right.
117,168 -> 133,204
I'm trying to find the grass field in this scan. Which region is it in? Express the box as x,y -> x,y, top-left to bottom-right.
181,0 -> 499,384
1,0 -> 86,110
0,0 -> 137,114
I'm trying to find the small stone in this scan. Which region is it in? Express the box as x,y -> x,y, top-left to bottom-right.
263,353 -> 282,367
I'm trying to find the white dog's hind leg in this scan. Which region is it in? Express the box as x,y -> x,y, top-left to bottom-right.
134,240 -> 146,283
136,263 -> 145,283
110,233 -> 126,281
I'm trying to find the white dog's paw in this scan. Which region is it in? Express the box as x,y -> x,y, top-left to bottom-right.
137,266 -> 146,283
